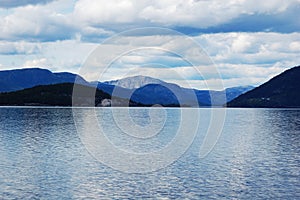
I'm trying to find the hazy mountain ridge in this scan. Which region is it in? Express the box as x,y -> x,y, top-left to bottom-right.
0,68 -> 254,107
106,75 -> 254,106
104,75 -> 166,89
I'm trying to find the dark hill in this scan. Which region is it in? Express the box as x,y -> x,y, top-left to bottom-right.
0,68 -> 87,92
0,83 -> 139,107
227,66 -> 300,108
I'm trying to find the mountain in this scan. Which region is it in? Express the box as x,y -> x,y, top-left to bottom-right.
126,84 -> 253,107
0,83 -> 140,107
103,76 -> 199,106
104,77 -> 209,106
0,68 -> 254,107
225,86 -> 255,102
93,82 -> 131,99
0,68 -> 87,92
130,83 -> 192,106
105,75 -> 253,106
103,75 -> 253,106
227,66 -> 300,108
104,75 -> 165,89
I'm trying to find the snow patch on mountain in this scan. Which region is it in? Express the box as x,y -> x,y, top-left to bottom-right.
104,75 -> 166,89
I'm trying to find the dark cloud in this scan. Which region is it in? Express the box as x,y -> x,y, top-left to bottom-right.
0,0 -> 55,8
175,4 -> 300,35
213,6 -> 300,33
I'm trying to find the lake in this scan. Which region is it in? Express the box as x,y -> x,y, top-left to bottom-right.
0,107 -> 299,199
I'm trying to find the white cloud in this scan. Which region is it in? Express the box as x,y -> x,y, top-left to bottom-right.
0,31 -> 297,90
241,0 -> 293,14
199,32 -> 300,65
138,0 -> 296,28
1,0 -> 299,42
73,0 -> 136,24
0,3 -> 74,41
75,31 -> 300,89
0,39 -> 97,73
0,0 -> 55,8
0,41 -> 41,54
38,39 -> 97,72
23,58 -> 49,68
231,34 -> 254,53
289,41 -> 300,52
0,1 -> 300,89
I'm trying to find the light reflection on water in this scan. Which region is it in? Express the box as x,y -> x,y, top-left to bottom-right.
0,107 -> 299,199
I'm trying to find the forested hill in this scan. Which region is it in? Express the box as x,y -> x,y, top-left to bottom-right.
227,66 -> 300,108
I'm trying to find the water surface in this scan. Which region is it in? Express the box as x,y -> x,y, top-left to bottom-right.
0,107 -> 299,199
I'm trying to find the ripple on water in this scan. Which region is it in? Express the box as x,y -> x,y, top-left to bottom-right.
0,108 -> 299,199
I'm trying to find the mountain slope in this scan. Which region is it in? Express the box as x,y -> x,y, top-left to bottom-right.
0,68 -> 87,92
131,84 -> 188,106
227,66 -> 300,108
128,84 -> 254,106
0,68 -> 254,107
0,83 -> 139,107
103,75 -> 253,106
224,86 -> 255,102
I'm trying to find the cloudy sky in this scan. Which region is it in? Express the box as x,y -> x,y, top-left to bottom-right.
0,0 -> 299,89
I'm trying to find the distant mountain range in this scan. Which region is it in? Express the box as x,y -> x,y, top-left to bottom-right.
228,66 -> 300,108
0,67 -> 254,107
1,66 -> 299,107
103,75 -> 254,106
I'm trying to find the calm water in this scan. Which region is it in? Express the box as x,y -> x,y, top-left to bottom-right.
0,107 -> 299,199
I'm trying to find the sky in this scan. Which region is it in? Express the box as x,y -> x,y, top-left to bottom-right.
0,0 -> 299,89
